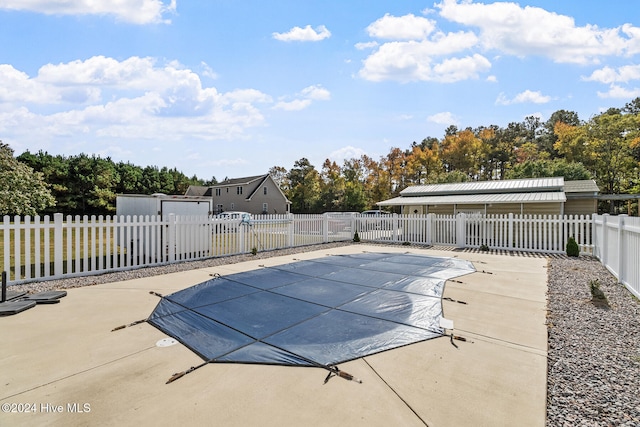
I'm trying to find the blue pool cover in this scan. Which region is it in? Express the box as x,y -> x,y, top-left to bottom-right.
148,252 -> 475,369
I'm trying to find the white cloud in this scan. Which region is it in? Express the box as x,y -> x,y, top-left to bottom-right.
300,85 -> 331,101
432,54 -> 491,83
329,146 -> 367,164
0,56 -> 273,143
0,0 -> 176,24
583,65 -> 640,84
357,9 -> 489,84
273,85 -> 330,111
366,13 -> 437,40
355,41 -> 378,50
200,62 -> 218,80
272,25 -> 331,42
435,0 -> 639,64
596,84 -> 640,99
496,90 -> 552,105
359,36 -> 489,83
427,111 -> 459,126
273,99 -> 312,111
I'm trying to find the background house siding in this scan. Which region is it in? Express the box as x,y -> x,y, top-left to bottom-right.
565,199 -> 597,216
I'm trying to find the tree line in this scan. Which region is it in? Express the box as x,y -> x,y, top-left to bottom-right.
275,99 -> 639,214
1,98 -> 639,216
1,147 -> 211,216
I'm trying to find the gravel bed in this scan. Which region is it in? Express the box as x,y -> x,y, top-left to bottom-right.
547,257 -> 640,427
8,244 -> 640,425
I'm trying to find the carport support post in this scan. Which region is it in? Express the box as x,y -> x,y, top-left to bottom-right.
53,213 -> 63,277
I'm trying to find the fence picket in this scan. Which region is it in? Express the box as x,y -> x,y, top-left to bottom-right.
1,212 -> 637,297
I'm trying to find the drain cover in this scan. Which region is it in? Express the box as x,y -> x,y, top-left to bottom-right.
156,338 -> 178,347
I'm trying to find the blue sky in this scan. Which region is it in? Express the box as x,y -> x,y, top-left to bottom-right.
1,1 -> 640,182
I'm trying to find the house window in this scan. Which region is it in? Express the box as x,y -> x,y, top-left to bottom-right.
237,186 -> 243,195
262,203 -> 268,213
216,204 -> 223,213
226,188 -> 229,193
263,187 -> 267,195
215,188 -> 221,196
230,203 -> 235,210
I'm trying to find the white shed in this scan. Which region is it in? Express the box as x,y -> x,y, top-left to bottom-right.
116,194 -> 213,218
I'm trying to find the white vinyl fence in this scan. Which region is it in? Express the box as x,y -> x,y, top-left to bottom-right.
2,212 -> 637,296
1,213 -> 354,285
592,214 -> 640,299
354,213 -> 593,254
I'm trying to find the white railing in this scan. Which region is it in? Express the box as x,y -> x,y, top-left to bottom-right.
1,213 -> 356,285
593,214 -> 640,299
3,212 -> 636,296
354,213 -> 594,254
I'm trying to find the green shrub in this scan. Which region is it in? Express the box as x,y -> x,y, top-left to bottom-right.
251,247 -> 258,256
589,279 -> 608,307
353,231 -> 360,242
566,237 -> 579,257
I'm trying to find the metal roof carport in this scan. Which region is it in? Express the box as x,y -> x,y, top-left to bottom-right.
377,192 -> 567,215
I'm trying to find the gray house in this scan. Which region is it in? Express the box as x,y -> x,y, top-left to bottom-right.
186,174 -> 290,215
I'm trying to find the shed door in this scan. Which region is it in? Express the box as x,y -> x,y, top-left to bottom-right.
161,200 -> 210,217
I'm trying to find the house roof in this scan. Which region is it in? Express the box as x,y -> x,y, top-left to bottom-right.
378,178 -> 598,207
377,192 -> 566,206
563,180 -> 599,194
214,174 -> 268,187
184,185 -> 212,197
400,177 -> 564,197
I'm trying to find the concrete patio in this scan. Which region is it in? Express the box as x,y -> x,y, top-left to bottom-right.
0,244 -> 548,427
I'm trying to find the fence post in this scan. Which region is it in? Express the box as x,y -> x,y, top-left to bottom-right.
288,214 -> 295,248
322,215 -> 329,243
167,214 -> 176,263
53,213 -> 63,277
508,213 -> 514,251
591,215 -> 598,257
601,214 -> 609,266
393,214 -> 399,243
426,214 -> 433,245
239,221 -> 246,253
456,213 -> 466,248
2,216 -> 10,281
617,215 -> 626,285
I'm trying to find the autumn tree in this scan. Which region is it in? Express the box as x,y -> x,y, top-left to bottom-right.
440,128 -> 487,179
407,138 -> 442,184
